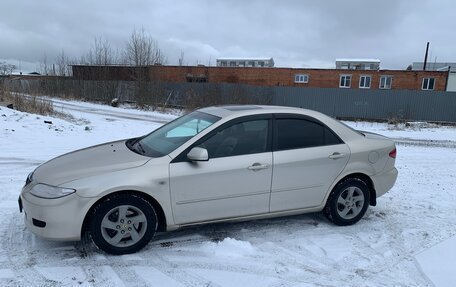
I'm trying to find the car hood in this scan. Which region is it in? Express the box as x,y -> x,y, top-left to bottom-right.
33,140 -> 150,186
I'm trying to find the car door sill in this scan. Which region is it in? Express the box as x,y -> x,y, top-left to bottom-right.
177,205 -> 325,227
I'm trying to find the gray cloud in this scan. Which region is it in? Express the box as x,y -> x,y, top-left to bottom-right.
1,0 -> 455,73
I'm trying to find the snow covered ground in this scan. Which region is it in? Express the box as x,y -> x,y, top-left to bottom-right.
1,99 -> 455,286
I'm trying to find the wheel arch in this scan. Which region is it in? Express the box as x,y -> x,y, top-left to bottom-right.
330,173 -> 377,206
81,190 -> 168,238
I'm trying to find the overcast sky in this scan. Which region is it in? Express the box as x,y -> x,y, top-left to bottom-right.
1,0 -> 455,73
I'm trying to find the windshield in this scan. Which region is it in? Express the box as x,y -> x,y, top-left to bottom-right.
131,111 -> 220,157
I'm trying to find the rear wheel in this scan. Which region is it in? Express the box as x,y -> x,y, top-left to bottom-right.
324,178 -> 370,226
89,194 -> 157,254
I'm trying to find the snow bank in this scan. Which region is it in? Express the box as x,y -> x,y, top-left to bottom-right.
201,237 -> 257,258
415,235 -> 456,287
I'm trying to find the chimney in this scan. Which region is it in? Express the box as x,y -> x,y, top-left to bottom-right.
423,42 -> 430,71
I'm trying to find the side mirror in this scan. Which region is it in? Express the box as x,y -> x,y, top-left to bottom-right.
187,147 -> 209,161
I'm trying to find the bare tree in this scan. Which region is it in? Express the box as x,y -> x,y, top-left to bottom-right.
39,54 -> 51,75
82,36 -> 117,65
76,37 -> 121,102
178,50 -> 185,66
123,27 -> 165,66
122,28 -> 167,108
56,50 -> 71,76
0,61 -> 16,75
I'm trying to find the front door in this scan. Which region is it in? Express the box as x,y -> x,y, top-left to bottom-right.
170,117 -> 272,224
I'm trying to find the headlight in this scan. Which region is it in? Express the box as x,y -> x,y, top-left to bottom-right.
25,172 -> 34,186
29,184 -> 76,199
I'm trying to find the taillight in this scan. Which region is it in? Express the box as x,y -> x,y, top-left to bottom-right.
389,148 -> 397,158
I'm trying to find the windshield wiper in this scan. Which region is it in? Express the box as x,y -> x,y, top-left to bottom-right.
135,142 -> 146,155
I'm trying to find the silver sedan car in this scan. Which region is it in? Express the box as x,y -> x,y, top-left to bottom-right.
19,105 -> 398,254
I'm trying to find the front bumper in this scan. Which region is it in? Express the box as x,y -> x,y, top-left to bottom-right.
19,185 -> 94,241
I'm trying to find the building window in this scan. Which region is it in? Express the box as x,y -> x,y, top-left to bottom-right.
229,61 -> 236,67
248,61 -> 255,67
295,74 -> 309,83
379,75 -> 392,89
359,75 -> 371,89
422,77 -> 435,90
258,61 -> 264,67
220,61 -> 227,67
186,74 -> 207,83
339,75 -> 351,88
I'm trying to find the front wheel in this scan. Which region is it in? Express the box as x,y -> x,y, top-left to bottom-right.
88,194 -> 157,254
324,178 -> 370,226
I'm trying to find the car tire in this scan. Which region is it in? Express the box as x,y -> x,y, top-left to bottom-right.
88,193 -> 157,255
324,178 -> 370,226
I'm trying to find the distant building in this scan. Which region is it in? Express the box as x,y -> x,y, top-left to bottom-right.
411,62 -> 456,71
216,58 -> 274,68
336,58 -> 380,70
410,62 -> 456,91
71,64 -> 448,91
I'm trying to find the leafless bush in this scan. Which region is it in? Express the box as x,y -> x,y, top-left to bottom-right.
0,62 -> 16,76
180,83 -> 271,111
387,110 -> 407,129
181,86 -> 222,110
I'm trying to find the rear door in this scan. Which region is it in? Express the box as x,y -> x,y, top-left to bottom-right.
169,115 -> 273,224
270,115 -> 350,212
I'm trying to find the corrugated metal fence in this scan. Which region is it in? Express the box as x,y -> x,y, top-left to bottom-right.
8,79 -> 456,123
270,87 -> 456,123
163,83 -> 456,123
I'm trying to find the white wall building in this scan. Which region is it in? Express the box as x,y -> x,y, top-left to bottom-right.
216,58 -> 274,68
447,72 -> 456,92
335,58 -> 380,70
411,62 -> 456,72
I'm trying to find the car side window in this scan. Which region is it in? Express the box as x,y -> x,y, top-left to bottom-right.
202,119 -> 269,158
275,118 -> 342,151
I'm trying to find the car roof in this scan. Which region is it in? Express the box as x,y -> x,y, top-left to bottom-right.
198,105 -> 322,119
197,105 -> 361,142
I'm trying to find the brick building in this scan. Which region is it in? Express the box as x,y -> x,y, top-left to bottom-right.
71,65 -> 448,91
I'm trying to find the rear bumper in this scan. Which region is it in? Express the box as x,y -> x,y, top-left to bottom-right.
371,167 -> 398,198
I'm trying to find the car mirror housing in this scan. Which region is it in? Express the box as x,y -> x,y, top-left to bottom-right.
187,147 -> 209,161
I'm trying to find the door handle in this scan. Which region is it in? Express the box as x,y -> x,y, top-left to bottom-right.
328,152 -> 346,160
248,163 -> 269,171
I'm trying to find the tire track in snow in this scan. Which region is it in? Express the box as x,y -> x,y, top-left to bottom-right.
394,137 -> 456,148
0,214 -> 50,286
1,214 -> 132,286
49,99 -> 171,124
0,157 -> 42,166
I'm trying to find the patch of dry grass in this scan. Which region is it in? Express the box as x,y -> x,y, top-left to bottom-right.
1,85 -> 55,116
